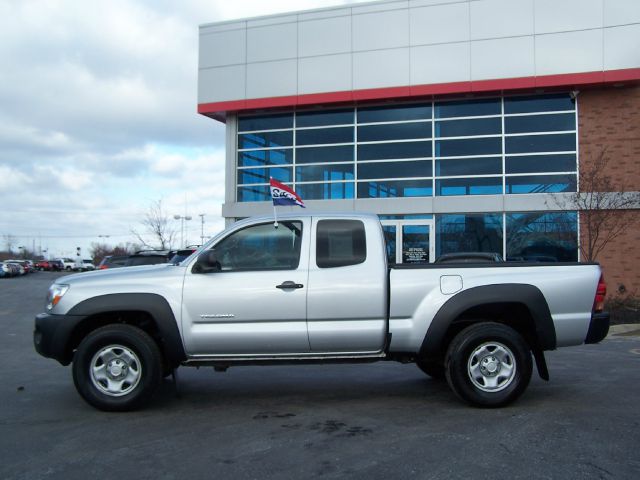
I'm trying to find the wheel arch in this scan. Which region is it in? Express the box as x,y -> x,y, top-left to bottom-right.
419,284 -> 556,376
66,293 -> 186,369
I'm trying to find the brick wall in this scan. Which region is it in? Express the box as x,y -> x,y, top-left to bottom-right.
578,85 -> 640,297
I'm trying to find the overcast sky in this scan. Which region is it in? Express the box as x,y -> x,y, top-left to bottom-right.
0,0 -> 366,258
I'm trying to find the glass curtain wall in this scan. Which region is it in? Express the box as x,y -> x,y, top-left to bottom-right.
236,94 -> 577,202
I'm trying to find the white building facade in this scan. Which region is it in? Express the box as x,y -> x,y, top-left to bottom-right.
198,0 -> 640,265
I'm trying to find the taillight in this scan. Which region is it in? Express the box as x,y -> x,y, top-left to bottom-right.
99,265 -> 108,270
593,274 -> 606,313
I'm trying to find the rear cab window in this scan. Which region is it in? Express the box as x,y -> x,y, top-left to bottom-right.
316,219 -> 367,268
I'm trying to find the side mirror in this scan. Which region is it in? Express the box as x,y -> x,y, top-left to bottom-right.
193,250 -> 221,274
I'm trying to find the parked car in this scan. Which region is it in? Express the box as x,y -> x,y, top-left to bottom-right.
35,260 -> 53,271
56,258 -> 76,271
73,259 -> 96,272
97,255 -> 129,270
124,250 -> 171,267
169,248 -> 198,265
0,262 -> 9,277
5,262 -> 20,276
35,213 -> 610,411
6,260 -> 27,275
49,259 -> 64,271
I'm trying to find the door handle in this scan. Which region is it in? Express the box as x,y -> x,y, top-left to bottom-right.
276,281 -> 304,289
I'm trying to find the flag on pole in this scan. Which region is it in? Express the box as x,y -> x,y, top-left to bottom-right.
270,178 -> 306,208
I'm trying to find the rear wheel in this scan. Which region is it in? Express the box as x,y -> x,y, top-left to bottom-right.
444,322 -> 532,407
72,325 -> 162,411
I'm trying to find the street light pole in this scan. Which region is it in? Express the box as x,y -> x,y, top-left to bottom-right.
174,215 -> 192,248
199,213 -> 205,245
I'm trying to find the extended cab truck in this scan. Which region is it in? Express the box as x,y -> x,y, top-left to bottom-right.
34,213 -> 610,411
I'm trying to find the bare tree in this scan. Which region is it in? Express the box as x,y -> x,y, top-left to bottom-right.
131,199 -> 177,250
3,234 -> 16,253
551,149 -> 640,262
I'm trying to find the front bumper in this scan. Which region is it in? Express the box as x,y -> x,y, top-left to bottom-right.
585,312 -> 610,344
34,312 -> 85,365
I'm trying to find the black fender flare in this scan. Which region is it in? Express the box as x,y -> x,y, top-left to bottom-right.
419,284 -> 556,360
68,293 -> 187,369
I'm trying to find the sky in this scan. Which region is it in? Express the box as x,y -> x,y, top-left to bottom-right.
0,0 -> 367,258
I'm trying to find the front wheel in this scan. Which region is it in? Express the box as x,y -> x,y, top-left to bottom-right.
72,325 -> 162,411
444,322 -> 532,408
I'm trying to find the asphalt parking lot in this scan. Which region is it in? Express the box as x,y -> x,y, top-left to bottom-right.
1,272 -> 639,479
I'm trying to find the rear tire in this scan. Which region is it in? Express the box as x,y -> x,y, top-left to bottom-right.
72,325 -> 162,411
444,322 -> 532,408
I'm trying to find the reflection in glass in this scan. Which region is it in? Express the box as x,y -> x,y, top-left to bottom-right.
238,149 -> 293,167
382,225 -> 396,264
296,182 -> 354,200
436,214 -> 503,257
296,108 -> 353,127
296,145 -> 354,164
402,225 -> 430,264
436,137 -> 501,157
435,117 -> 501,137
358,180 -> 433,198
238,131 -> 293,149
238,113 -> 293,132
358,141 -> 432,160
358,104 -> 431,123
237,186 -> 270,202
296,127 -> 353,146
506,212 -> 577,262
436,157 -> 502,176
237,167 -> 291,185
435,98 -> 501,118
504,94 -> 574,114
505,133 -> 575,154
505,154 -> 576,174
505,174 -> 576,194
505,113 -> 575,134
296,164 -> 354,182
358,160 -> 432,179
437,177 -> 502,196
358,122 -> 431,142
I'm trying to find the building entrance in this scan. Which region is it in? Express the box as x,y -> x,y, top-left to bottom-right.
380,220 -> 435,265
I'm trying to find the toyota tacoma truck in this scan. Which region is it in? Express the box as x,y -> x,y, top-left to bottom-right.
34,213 -> 610,411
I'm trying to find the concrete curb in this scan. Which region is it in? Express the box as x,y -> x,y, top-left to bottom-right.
607,323 -> 640,337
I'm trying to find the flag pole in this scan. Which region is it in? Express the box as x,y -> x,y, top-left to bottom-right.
270,177 -> 278,228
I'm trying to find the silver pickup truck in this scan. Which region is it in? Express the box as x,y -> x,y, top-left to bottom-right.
34,213 -> 610,411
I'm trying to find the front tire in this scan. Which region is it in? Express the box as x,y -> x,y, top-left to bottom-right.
444,322 -> 532,408
72,325 -> 162,411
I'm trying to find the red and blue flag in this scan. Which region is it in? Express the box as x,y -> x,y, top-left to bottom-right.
270,178 -> 305,208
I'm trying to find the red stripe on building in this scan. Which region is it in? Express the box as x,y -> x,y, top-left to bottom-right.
198,68 -> 640,121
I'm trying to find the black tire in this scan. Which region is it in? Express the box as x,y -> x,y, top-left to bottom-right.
416,359 -> 445,380
444,322 -> 532,408
72,325 -> 162,412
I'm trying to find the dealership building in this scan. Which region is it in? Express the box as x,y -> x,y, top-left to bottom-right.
197,0 -> 640,292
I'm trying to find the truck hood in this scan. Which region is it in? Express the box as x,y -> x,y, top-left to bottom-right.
56,264 -> 180,286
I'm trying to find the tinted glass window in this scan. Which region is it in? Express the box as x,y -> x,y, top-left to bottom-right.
358,122 -> 431,142
238,113 -> 293,132
238,149 -> 292,167
213,222 -> 302,271
358,141 -> 432,160
358,160 -> 432,179
436,137 -> 502,157
238,186 -> 270,202
505,154 -> 576,174
296,127 -> 353,146
238,131 -> 293,149
436,157 -> 502,176
296,182 -> 354,200
506,212 -> 577,261
504,94 -> 575,114
296,109 -> 353,127
296,145 -> 354,164
436,177 -> 503,196
435,98 -> 501,118
505,174 -> 577,194
505,134 -> 575,154
505,113 -> 575,134
316,220 -> 366,268
358,104 -> 431,123
435,117 -> 501,137
296,164 -> 354,182
436,214 -> 503,256
237,166 -> 292,185
357,180 -> 433,198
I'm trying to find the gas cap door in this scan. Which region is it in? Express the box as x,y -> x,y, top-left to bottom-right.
440,275 -> 463,295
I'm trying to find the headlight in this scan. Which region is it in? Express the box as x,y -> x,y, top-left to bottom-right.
46,284 -> 69,310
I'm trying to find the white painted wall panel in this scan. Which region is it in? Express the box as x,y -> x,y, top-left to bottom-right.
410,3 -> 470,45
198,65 -> 246,103
247,23 -> 297,63
200,21 -> 245,35
246,60 -> 297,98
470,0 -> 533,40
299,16 -> 351,57
604,0 -> 640,26
604,24 -> 640,70
299,8 -> 351,22
353,48 -> 410,89
199,29 -> 246,68
352,1 -> 409,15
411,42 -> 470,84
471,36 -> 535,80
410,0 -> 468,7
299,54 -> 352,94
353,9 -> 410,51
534,0 -> 603,34
536,29 -> 603,75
